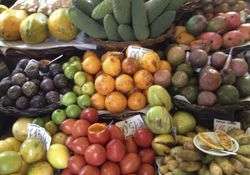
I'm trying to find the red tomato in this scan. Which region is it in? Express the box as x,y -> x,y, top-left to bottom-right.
79,165 -> 100,175
106,139 -> 126,162
139,148 -> 156,164
119,153 -> 141,174
60,119 -> 76,135
68,155 -> 86,174
137,163 -> 155,175
107,124 -> 125,142
60,168 -> 73,175
133,128 -> 153,148
71,137 -> 90,155
125,137 -> 138,153
65,135 -> 74,150
72,119 -> 90,138
87,123 -> 110,145
84,144 -> 106,166
80,107 -> 99,124
101,161 -> 120,175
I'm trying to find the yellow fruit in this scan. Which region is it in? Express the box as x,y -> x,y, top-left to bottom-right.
172,26 -> 186,40
167,46 -> 186,66
105,91 -> 127,113
27,161 -> 53,175
95,74 -> 115,96
10,160 -> 28,175
159,60 -> 172,72
5,137 -> 21,152
91,93 -> 105,110
0,9 -> 28,40
47,144 -> 70,169
82,55 -> 101,74
215,130 -> 233,151
101,51 -> 124,62
12,118 -> 32,142
82,51 -> 97,60
134,69 -> 154,90
48,8 -> 79,41
115,74 -> 134,94
176,32 -> 195,45
102,55 -> 121,76
52,132 -> 67,145
198,132 -> 224,151
0,140 -> 13,152
140,51 -> 161,73
128,91 -> 147,111
0,5 -> 8,13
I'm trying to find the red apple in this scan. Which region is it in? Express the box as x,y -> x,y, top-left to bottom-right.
238,23 -> 250,41
80,107 -> 99,124
199,32 -> 223,51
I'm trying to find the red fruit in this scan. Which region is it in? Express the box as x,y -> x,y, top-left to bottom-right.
101,161 -> 120,175
231,58 -> 248,77
68,155 -> 86,174
238,23 -> 250,41
119,153 -> 141,174
133,128 -> 153,148
223,30 -> 245,48
80,107 -> 99,124
106,139 -> 126,162
125,137 -> 138,153
65,136 -> 74,150
60,119 -> 76,135
137,163 -> 155,175
84,144 -> 106,166
107,124 -> 125,142
71,137 -> 90,155
224,12 -> 241,30
87,123 -> 110,145
199,32 -> 223,51
79,165 -> 100,175
199,67 -> 222,91
60,168 -> 73,175
72,119 -> 90,138
139,148 -> 156,164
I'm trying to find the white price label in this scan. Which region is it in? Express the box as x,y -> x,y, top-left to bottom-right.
28,123 -> 51,150
115,115 -> 145,138
246,127 -> 250,136
214,119 -> 241,132
127,45 -> 152,60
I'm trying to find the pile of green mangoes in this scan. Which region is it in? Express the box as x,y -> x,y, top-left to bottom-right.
68,0 -> 186,41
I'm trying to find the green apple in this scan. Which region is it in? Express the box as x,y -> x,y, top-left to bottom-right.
73,85 -> 82,96
32,117 -> 45,127
71,61 -> 82,71
77,95 -> 91,109
81,81 -> 95,96
74,71 -> 86,86
64,65 -> 78,79
61,92 -> 77,106
69,56 -> 81,62
62,62 -> 71,70
65,104 -> 81,118
51,109 -> 66,125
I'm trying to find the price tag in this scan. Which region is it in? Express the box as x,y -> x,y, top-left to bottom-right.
28,123 -> 51,150
246,127 -> 250,136
127,45 -> 152,60
115,115 -> 145,139
214,118 -> 241,132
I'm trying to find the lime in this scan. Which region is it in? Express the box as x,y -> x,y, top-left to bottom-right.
64,65 -> 78,79
77,95 -> 91,109
81,81 -> 95,96
62,62 -> 70,70
73,85 -> 82,96
51,109 -> 66,125
61,91 -> 77,106
32,117 -> 45,127
69,56 -> 81,62
74,71 -> 87,86
71,61 -> 82,71
45,121 -> 58,135
65,104 -> 81,118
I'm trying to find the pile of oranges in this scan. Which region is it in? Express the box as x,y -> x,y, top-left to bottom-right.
81,48 -> 172,113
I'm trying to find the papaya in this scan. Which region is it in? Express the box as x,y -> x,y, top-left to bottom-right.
20,13 -> 48,44
0,9 -> 28,41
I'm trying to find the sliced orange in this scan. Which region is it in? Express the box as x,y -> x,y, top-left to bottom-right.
215,130 -> 233,151
198,132 -> 224,151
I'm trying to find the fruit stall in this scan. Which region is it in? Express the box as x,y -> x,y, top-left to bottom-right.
0,0 -> 250,175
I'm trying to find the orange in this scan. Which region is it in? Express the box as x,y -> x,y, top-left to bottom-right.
128,91 -> 147,111
102,55 -> 121,77
176,32 -> 195,45
83,51 -> 97,60
95,74 -> 115,96
82,55 -> 101,75
121,57 -> 139,75
133,69 -> 153,90
140,51 -> 161,73
91,93 -> 105,110
84,72 -> 94,82
115,74 -> 134,94
172,26 -> 186,40
105,91 -> 127,113
159,60 -> 172,72
101,51 -> 124,62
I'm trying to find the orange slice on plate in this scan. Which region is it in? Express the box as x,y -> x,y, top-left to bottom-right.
215,129 -> 233,151
198,132 -> 224,151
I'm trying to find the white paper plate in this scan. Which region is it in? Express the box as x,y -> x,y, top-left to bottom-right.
193,132 -> 239,156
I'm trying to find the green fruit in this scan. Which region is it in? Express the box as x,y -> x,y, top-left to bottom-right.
32,117 -> 45,127
64,65 -> 78,79
62,62 -> 71,70
51,109 -> 66,125
45,121 -> 58,135
180,85 -> 198,103
71,61 -> 82,71
235,75 -> 250,98
66,104 -> 81,118
186,15 -> 208,36
172,71 -> 189,88
152,134 -> 175,156
69,56 -> 81,62
61,92 -> 77,106
176,63 -> 193,77
145,106 -> 172,134
0,151 -> 22,174
172,168 -> 195,175
147,85 -> 172,111
77,95 -> 91,109
173,111 -> 196,134
216,85 -> 239,105
81,81 -> 95,96
73,85 -> 83,96
167,46 -> 186,66
74,71 -> 87,86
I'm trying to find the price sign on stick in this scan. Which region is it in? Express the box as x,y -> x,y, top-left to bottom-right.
214,118 -> 241,132
127,45 -> 152,60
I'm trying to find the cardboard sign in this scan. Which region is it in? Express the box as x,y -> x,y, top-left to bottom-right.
115,115 -> 145,138
214,118 -> 241,132
127,45 -> 152,60
28,123 -> 51,150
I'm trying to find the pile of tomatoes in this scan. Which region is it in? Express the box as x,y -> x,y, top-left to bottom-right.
59,109 -> 156,175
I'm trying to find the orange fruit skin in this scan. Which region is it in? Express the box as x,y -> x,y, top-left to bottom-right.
95,74 -> 115,96
133,69 -> 154,90
159,60 -> 172,72
82,51 -> 97,60
140,51 -> 161,73
105,91 -> 127,113
115,74 -> 134,94
82,55 -> 101,75
101,51 -> 124,62
91,93 -> 105,110
128,91 -> 147,111
176,32 -> 195,45
102,56 -> 121,77
122,57 -> 139,75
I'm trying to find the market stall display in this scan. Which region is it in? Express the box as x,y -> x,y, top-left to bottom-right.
0,0 -> 250,175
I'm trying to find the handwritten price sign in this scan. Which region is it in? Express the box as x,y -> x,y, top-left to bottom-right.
214,119 -> 241,132
127,45 -> 152,61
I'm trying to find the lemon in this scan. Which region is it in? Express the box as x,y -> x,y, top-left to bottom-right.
47,144 -> 70,169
